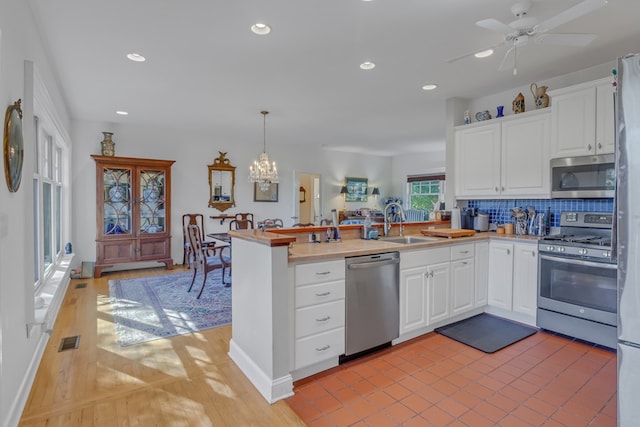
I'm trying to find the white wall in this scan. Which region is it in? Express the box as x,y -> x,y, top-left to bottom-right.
71,120 -> 394,267
0,1 -> 73,425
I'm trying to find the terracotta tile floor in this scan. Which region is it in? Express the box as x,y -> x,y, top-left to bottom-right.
286,331 -> 617,426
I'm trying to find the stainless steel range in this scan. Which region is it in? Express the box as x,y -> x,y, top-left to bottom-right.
537,211 -> 617,348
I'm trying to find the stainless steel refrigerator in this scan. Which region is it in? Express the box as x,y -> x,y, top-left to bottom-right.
616,53 -> 640,425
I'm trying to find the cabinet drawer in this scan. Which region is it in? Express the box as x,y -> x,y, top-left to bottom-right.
295,300 -> 345,338
295,260 -> 345,286
401,247 -> 449,269
451,243 -> 475,261
295,327 -> 345,369
296,280 -> 345,308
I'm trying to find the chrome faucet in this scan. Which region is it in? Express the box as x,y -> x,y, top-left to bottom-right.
384,202 -> 406,237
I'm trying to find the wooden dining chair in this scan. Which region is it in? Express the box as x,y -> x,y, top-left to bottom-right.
187,224 -> 231,298
292,222 -> 314,227
182,213 -> 215,267
230,213 -> 254,230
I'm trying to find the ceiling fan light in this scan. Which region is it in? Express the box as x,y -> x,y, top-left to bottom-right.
251,23 -> 271,35
475,49 -> 494,58
422,84 -> 438,91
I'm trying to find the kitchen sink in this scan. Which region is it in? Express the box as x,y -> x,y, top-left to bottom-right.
380,236 -> 440,244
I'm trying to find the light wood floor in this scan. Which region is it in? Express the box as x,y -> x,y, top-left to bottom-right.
19,266 -> 305,426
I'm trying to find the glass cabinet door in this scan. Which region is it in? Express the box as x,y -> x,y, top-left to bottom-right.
139,169 -> 166,234
103,168 -> 132,235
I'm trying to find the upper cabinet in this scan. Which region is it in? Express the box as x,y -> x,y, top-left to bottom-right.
550,77 -> 615,158
455,109 -> 550,199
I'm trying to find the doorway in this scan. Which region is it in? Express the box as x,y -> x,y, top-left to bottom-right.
293,171 -> 321,225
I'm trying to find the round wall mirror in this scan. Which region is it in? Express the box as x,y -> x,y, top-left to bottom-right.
4,99 -> 24,193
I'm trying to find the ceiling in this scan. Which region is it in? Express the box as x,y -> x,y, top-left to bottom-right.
27,0 -> 640,156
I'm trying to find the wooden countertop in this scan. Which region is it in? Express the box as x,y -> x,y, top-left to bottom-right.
287,232 -> 541,263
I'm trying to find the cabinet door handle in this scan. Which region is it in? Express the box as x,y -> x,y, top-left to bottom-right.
588,144 -> 593,151
532,251 -> 536,257
598,143 -> 603,150
315,316 -> 331,322
315,291 -> 331,297
315,345 -> 331,352
460,250 -> 469,254
462,261 -> 468,265
506,249 -> 510,255
315,271 -> 331,276
501,186 -> 505,192
495,186 -> 499,192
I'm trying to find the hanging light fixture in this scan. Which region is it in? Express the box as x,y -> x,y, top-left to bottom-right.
249,110 -> 279,191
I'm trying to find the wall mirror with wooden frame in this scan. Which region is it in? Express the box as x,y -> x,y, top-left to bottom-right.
208,151 -> 236,212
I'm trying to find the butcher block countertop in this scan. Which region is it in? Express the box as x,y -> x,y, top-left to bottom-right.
287,232 -> 541,263
230,227 -> 541,263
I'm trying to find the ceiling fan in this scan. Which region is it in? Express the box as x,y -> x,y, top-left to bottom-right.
448,0 -> 608,75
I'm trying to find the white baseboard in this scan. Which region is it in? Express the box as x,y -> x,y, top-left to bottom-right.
228,339 -> 293,404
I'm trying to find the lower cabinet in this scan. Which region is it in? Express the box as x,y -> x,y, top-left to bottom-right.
293,260 -> 346,370
399,242 -> 485,339
487,240 -> 538,325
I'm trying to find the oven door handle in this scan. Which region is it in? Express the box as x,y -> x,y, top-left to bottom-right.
540,254 -> 618,270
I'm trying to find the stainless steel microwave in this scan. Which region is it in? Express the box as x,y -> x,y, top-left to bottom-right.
550,154 -> 615,198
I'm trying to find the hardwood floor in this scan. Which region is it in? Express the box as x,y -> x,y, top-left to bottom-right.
19,267 -> 305,426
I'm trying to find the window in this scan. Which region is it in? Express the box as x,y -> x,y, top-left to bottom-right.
33,116 -> 66,289
407,174 -> 445,211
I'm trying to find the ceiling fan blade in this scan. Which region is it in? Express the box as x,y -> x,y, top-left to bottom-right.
446,42 -> 506,63
534,32 -> 598,46
498,45 -> 516,72
476,18 -> 513,34
535,0 -> 607,33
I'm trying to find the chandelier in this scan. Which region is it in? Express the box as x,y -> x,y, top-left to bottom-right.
249,110 -> 279,191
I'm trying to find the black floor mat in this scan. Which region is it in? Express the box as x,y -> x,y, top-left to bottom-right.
435,313 -> 537,353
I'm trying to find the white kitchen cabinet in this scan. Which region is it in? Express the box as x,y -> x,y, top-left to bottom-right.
399,266 -> 428,335
474,241 -> 489,307
427,262 -> 452,325
512,243 -> 538,319
451,258 -> 474,316
550,77 -> 615,158
455,122 -> 501,197
487,240 -> 538,325
488,241 -> 514,310
450,243 -> 475,316
399,247 -> 449,335
293,260 -> 345,370
501,112 -> 550,197
455,109 -> 550,199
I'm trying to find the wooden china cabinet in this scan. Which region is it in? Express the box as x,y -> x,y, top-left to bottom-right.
92,155 -> 175,277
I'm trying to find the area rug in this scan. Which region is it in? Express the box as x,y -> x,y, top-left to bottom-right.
109,270 -> 231,346
435,313 -> 537,353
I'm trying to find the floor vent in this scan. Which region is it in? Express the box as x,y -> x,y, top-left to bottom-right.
75,283 -> 88,289
58,336 -> 80,352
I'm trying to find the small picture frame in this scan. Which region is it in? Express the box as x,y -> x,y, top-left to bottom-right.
345,177 -> 368,202
254,182 -> 278,202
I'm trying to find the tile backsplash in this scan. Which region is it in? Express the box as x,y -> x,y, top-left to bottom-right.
466,198 -> 614,227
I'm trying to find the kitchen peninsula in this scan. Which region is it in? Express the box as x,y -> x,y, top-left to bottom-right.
227,223 -> 541,404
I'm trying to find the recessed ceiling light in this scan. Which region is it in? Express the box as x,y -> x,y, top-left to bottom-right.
360,61 -> 376,70
116,111 -> 129,116
126,53 -> 146,62
251,23 -> 271,35
474,49 -> 494,59
422,84 -> 438,91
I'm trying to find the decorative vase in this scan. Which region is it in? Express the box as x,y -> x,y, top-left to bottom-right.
497,105 -> 504,117
530,82 -> 550,109
100,132 -> 115,156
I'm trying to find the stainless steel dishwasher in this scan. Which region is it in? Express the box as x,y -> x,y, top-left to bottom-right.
344,252 -> 400,357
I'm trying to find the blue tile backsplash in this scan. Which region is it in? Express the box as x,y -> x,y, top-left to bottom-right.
466,199 -> 614,227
